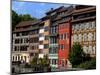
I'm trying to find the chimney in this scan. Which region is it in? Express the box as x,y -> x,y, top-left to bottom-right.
51,8 -> 53,11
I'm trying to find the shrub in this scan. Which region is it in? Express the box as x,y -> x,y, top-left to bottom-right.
77,57 -> 96,69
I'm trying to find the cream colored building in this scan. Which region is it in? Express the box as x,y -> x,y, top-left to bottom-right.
71,6 -> 96,57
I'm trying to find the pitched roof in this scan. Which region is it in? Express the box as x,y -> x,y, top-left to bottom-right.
46,6 -> 64,15
16,21 -> 35,27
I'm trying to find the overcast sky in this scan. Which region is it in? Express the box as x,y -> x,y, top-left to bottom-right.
12,1 -> 71,19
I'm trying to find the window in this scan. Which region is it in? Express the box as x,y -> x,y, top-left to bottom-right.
81,23 -> 85,30
61,34 -> 63,40
67,33 -> 69,39
52,59 -> 57,65
39,41 -> 43,44
24,56 -> 27,62
45,26 -> 49,31
50,59 -> 52,64
65,60 -> 67,65
29,38 -> 33,43
76,24 -> 80,30
39,49 -> 43,53
18,56 -> 20,61
64,33 -> 66,39
14,46 -> 20,51
51,26 -> 57,34
49,47 -> 58,53
56,26 -> 58,32
31,46 -> 34,50
86,23 -> 89,29
53,27 -> 55,33
24,38 -> 29,43
53,37 -> 55,43
89,22 -> 92,29
22,32 -> 28,36
14,46 -> 17,51
59,35 -> 61,40
88,33 -> 93,41
50,37 -> 57,44
88,45 -> 92,54
34,46 -> 37,50
35,30 -> 38,34
44,44 -> 49,49
12,56 -> 14,61
60,44 -> 64,50
15,38 -> 24,44
78,34 -> 82,42
54,37 -> 57,43
93,46 -> 96,54
20,39 -> 23,43
83,46 -> 88,54
16,33 -> 20,36
21,56 -> 23,60
30,53 -> 33,56
15,56 -> 17,61
72,25 -> 74,30
74,34 -> 78,42
83,33 -> 87,41
94,32 -> 96,41
39,34 -> 43,37
20,46 -> 28,51
92,21 -> 96,28
45,36 -> 49,40
15,39 -> 20,44
54,47 -> 58,53
30,30 -> 38,35
50,38 -> 53,44
50,28 -> 52,34
26,38 -> 29,43
62,60 -> 65,67
34,37 -> 38,43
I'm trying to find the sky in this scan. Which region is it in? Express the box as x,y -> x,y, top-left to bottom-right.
12,1 -> 71,19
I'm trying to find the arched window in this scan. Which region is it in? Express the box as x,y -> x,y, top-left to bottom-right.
83,46 -> 88,54
12,56 -> 14,61
74,34 -> 78,42
78,34 -> 82,42
15,56 -> 17,61
88,33 -> 93,41
88,45 -> 92,54
83,33 -> 87,41
93,46 -> 96,54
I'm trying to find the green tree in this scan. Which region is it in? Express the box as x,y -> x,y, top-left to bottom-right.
30,55 -> 49,67
19,14 -> 37,21
30,56 -> 38,67
38,55 -> 49,66
69,42 -> 85,67
12,10 -> 37,31
12,10 -> 20,31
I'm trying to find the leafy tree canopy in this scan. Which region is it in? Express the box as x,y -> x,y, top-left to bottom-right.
12,10 -> 37,31
69,42 -> 85,67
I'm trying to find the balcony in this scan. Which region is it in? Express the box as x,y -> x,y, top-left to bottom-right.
12,50 -> 29,53
29,49 -> 39,53
49,46 -> 58,54
49,43 -> 58,47
39,36 -> 45,41
30,26 -> 39,30
50,33 -> 58,36
72,11 -> 96,22
39,29 -> 44,33
48,54 -> 58,58
39,45 -> 44,49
